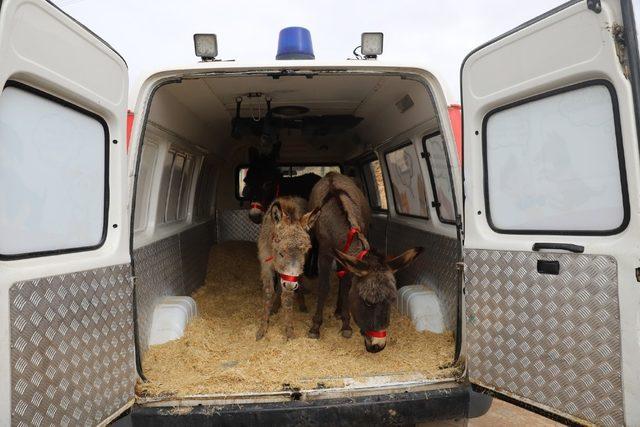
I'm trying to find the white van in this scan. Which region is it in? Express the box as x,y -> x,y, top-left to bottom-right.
1,0 -> 639,425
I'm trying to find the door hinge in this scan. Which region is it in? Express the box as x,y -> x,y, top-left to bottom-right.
431,201 -> 441,208
420,151 -> 430,159
455,262 -> 465,271
455,214 -> 463,229
587,0 -> 601,13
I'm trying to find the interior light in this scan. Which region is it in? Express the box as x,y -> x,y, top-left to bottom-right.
194,34 -> 218,61
361,32 -> 383,58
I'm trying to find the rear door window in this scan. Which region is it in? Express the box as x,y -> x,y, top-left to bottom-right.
361,159 -> 388,210
385,142 -> 429,218
0,83 -> 107,257
484,82 -> 628,233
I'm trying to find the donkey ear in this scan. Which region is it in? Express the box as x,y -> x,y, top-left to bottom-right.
301,208 -> 321,231
271,202 -> 282,223
386,247 -> 424,273
333,249 -> 369,277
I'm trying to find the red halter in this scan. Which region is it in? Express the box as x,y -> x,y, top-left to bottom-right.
336,227 -> 368,278
365,330 -> 387,338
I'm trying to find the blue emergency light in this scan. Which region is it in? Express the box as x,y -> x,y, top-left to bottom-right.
276,27 -> 315,60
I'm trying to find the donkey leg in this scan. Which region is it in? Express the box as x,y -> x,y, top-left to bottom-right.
308,254 -> 332,339
295,287 -> 308,313
339,275 -> 353,338
334,280 -> 343,319
256,268 -> 275,340
282,289 -> 295,340
270,274 -> 282,315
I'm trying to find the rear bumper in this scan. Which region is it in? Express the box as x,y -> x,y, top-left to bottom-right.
126,384 -> 472,426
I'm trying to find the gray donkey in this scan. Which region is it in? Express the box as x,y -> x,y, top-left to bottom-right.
308,172 -> 423,352
256,196 -> 320,340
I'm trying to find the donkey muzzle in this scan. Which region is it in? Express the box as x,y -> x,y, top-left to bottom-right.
279,273 -> 299,291
364,330 -> 387,353
249,202 -> 265,224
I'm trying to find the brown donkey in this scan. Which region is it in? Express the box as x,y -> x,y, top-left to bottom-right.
256,196 -> 320,340
308,172 -> 423,352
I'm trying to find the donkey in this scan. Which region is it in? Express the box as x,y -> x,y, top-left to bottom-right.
308,172 -> 423,352
243,145 -> 321,225
256,196 -> 320,340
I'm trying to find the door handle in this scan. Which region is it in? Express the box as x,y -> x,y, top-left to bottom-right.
532,242 -> 584,253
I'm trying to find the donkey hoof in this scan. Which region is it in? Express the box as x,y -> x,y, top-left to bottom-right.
256,328 -> 267,341
270,306 -> 280,315
341,329 -> 353,339
298,305 -> 308,313
307,329 -> 320,339
333,311 -> 342,320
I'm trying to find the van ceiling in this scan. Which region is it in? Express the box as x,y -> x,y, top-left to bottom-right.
153,73 -> 436,162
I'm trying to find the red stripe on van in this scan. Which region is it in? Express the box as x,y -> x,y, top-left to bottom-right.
126,110 -> 134,153
447,104 -> 462,166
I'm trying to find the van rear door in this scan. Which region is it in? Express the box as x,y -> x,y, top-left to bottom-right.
0,0 -> 133,424
462,0 -> 640,425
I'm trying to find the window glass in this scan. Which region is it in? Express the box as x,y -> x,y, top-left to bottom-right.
423,133 -> 456,223
485,84 -> 626,232
195,162 -> 215,218
385,143 -> 429,218
237,167 -> 248,198
134,142 -> 159,231
237,164 -> 341,198
165,154 -> 185,222
0,84 -> 106,256
362,159 -> 388,210
177,156 -> 194,220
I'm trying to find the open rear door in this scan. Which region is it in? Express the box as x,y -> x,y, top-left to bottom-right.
462,0 -> 640,425
0,0 -> 134,424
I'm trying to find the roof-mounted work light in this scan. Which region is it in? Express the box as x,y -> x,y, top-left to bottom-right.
194,34 -> 218,61
361,32 -> 383,58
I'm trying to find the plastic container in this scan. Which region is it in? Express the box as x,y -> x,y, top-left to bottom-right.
397,285 -> 445,333
148,296 -> 198,346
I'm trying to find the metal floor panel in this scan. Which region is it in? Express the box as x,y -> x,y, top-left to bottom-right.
465,249 -> 623,427
9,264 -> 135,427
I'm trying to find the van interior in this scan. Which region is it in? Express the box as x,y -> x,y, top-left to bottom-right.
131,71 -> 462,403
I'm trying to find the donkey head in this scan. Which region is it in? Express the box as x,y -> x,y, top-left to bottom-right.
334,246 -> 424,353
244,145 -> 281,224
270,202 -> 321,289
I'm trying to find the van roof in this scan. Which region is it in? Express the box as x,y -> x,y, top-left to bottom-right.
129,60 -> 453,110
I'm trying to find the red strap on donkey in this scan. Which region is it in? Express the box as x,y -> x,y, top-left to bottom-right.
336,227 -> 369,278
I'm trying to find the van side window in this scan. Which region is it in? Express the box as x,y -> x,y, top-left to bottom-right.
361,159 -> 388,211
164,151 -> 195,223
385,143 -> 429,218
194,161 -> 215,218
0,83 -> 107,258
484,82 -> 628,233
422,132 -> 456,224
134,142 -> 159,231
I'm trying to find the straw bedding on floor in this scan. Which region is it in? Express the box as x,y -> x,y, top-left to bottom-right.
138,241 -> 456,397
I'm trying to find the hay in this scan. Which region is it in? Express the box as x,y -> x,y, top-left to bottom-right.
138,241 -> 456,397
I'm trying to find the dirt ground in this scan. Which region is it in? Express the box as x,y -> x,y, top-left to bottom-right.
138,241 -> 457,397
470,399 -> 564,426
